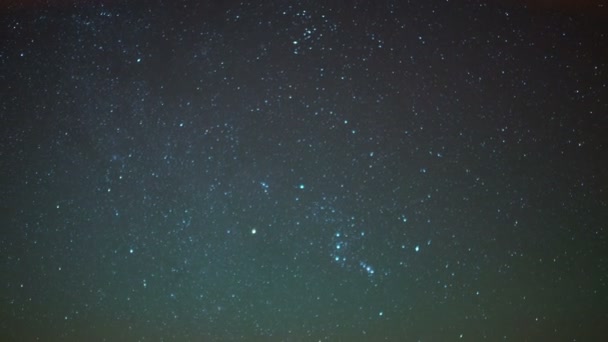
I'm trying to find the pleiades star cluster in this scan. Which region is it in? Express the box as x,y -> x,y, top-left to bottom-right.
1,1 -> 606,341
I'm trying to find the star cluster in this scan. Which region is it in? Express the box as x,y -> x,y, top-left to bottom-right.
1,0 -> 607,341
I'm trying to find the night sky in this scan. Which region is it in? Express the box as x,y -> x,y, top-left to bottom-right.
1,1 -> 607,341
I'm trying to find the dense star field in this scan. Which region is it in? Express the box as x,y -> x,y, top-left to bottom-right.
1,0 -> 607,341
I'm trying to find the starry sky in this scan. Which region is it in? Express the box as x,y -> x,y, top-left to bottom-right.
1,0 -> 607,341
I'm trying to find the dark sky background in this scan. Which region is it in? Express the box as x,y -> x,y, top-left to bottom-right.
1,0 -> 607,341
